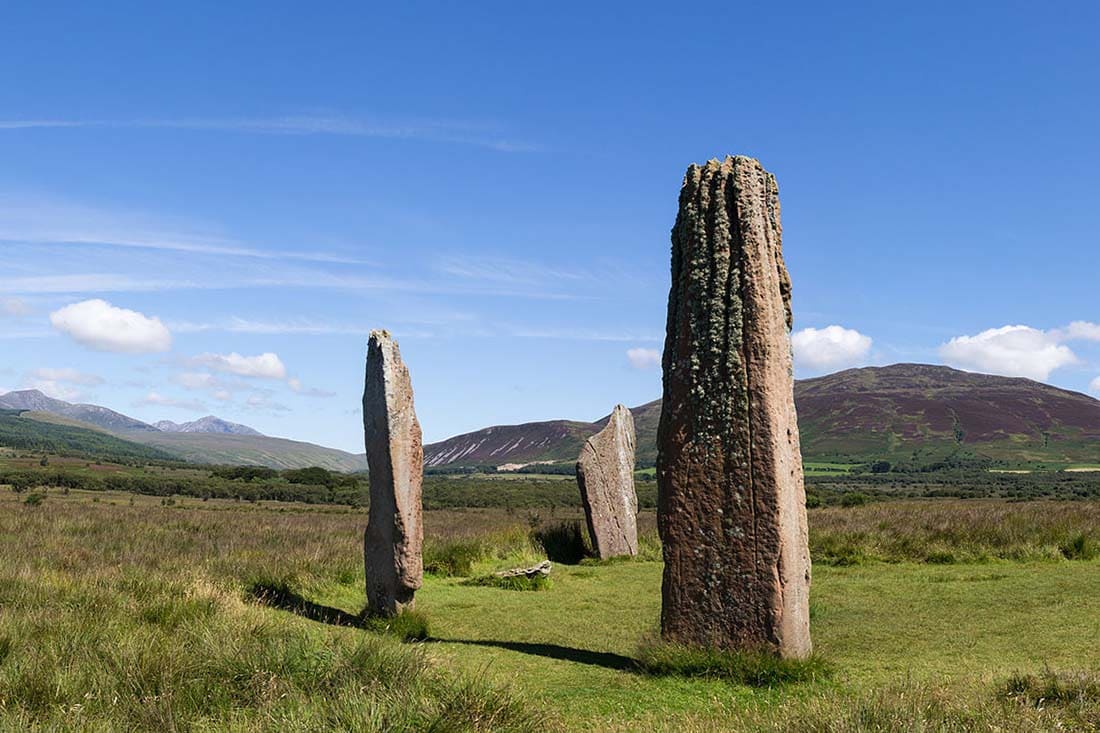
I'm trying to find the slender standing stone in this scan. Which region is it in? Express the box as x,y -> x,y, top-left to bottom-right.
363,330 -> 423,616
576,404 -> 639,558
657,156 -> 811,658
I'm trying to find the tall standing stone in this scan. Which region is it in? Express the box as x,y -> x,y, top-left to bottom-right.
363,330 -> 423,616
657,156 -> 811,658
576,404 -> 639,558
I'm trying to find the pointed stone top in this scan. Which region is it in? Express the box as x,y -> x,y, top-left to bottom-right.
369,328 -> 393,342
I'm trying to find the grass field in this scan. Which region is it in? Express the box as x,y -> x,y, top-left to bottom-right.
1,489 -> 1098,730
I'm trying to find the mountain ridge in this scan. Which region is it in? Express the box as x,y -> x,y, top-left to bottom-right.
154,416 -> 264,436
0,389 -> 365,471
425,364 -> 1100,469
0,390 -> 158,433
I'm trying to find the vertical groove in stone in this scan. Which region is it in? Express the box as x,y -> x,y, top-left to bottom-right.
363,329 -> 423,616
657,156 -> 811,658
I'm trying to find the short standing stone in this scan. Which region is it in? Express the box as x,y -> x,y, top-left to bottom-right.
576,404 -> 639,558
363,330 -> 423,616
657,156 -> 812,658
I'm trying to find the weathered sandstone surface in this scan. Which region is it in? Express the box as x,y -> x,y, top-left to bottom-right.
576,404 -> 639,558
363,330 -> 423,616
657,155 -> 812,658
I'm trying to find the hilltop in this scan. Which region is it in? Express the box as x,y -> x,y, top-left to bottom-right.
426,364 -> 1100,469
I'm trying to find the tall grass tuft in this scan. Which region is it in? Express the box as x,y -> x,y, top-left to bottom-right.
635,637 -> 831,686
360,609 -> 431,641
461,573 -> 552,592
1002,668 -> 1100,707
0,493 -> 551,731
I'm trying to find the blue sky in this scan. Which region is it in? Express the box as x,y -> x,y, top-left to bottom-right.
2,2 -> 1099,452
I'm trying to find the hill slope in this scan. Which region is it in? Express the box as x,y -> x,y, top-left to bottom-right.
0,390 -> 365,471
124,431 -> 367,472
425,364 -> 1100,469
0,390 -> 157,432
0,410 -> 179,462
796,364 -> 1100,464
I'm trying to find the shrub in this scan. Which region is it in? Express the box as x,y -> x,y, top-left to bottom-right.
23,492 -> 45,507
840,492 -> 869,507
532,521 -> 588,564
1059,533 -> 1097,561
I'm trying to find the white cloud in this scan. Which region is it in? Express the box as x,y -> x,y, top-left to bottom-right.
137,392 -> 207,412
29,367 -> 103,386
1089,377 -> 1100,395
1059,321 -> 1100,342
626,347 -> 661,370
244,393 -> 290,412
791,325 -> 873,373
49,299 -> 171,353
191,352 -> 287,379
1,297 -> 30,317
939,325 -> 1078,381
288,377 -> 336,398
173,372 -> 219,390
23,380 -> 84,401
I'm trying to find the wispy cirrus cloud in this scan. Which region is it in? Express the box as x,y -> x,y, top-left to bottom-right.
169,317 -> 375,336
21,367 -> 105,402
626,347 -> 661,369
435,255 -> 590,286
0,115 -> 539,153
1,297 -> 31,317
136,392 -> 207,412
29,367 -> 104,386
0,268 -> 589,299
0,195 -> 371,264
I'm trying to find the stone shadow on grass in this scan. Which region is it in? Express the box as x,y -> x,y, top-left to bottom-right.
431,638 -> 635,672
249,582 -> 365,628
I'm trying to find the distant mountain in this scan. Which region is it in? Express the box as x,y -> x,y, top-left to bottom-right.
0,390 -> 157,433
0,389 -> 365,471
425,364 -> 1100,469
127,432 -> 367,472
154,416 -> 263,436
0,409 -> 179,462
796,363 -> 1100,464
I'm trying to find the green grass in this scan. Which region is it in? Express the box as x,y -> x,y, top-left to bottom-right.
803,461 -> 858,476
635,640 -> 831,685
2,489 -> 1099,730
462,573 -> 553,591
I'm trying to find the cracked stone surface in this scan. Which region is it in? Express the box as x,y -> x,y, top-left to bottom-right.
363,330 -> 423,616
576,404 -> 639,558
657,155 -> 812,658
